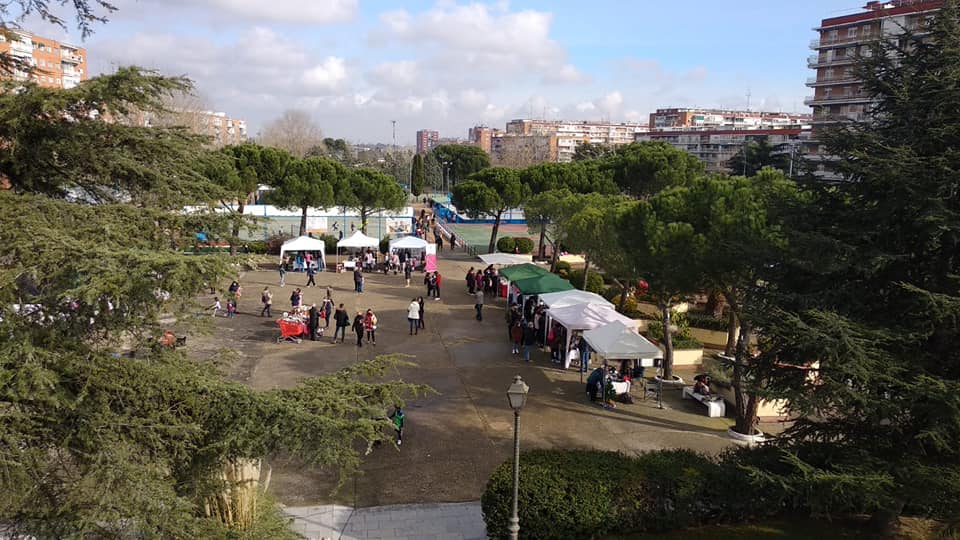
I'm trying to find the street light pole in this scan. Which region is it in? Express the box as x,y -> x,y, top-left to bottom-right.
506,375 -> 529,540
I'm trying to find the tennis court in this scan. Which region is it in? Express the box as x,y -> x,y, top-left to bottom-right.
445,223 -> 535,254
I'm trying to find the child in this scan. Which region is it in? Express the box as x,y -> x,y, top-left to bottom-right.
391,406 -> 405,446
209,297 -> 222,317
226,299 -> 237,318
510,321 -> 523,355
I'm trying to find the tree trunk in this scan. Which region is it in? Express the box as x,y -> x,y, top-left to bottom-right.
229,201 -> 245,256
360,208 -> 368,234
550,239 -> 560,272
299,206 -> 308,237
661,302 -> 674,380
489,211 -> 502,253
617,280 -> 628,313
581,255 -> 592,292
725,309 -> 738,356
538,222 -> 547,260
867,499 -> 904,536
731,319 -> 758,435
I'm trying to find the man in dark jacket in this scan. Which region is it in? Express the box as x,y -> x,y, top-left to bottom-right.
308,304 -> 320,341
522,322 -> 536,362
332,304 -> 350,343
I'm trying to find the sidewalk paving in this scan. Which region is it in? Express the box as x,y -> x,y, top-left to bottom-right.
285,501 -> 486,540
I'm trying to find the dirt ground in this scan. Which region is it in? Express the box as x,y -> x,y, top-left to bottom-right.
188,220 -> 768,508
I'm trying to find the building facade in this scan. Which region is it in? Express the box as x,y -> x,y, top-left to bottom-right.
635,128 -> 811,173
415,129 -> 440,154
0,30 -> 87,89
468,125 -> 501,154
501,119 -> 647,162
137,109 -> 247,147
649,108 -> 812,130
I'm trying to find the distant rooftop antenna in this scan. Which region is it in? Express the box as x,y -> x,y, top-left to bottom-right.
746,88 -> 752,112
391,120 -> 397,150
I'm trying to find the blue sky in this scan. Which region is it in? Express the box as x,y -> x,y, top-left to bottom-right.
22,0 -> 864,143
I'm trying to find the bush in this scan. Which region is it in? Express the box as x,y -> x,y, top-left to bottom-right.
554,261 -> 572,275
496,236 -> 516,253
514,237 -> 534,254
610,293 -> 646,319
647,313 -> 703,349
245,241 -> 268,254
482,449 -> 733,539
265,235 -> 292,255
569,270 -> 605,294
379,235 -> 391,255
686,310 -> 730,332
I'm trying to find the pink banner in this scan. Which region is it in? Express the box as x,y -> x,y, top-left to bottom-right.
425,244 -> 438,272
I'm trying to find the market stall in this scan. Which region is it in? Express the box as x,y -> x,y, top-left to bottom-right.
279,236 -> 326,271
478,253 -> 533,266
581,320 -> 662,368
546,303 -> 639,369
537,289 -> 614,310
336,230 -> 380,267
498,263 -> 555,304
389,235 -> 429,251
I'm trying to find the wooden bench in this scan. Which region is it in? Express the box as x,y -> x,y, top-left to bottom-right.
682,386 -> 726,418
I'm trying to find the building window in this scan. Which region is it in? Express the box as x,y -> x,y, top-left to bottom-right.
847,27 -> 857,38
825,68 -> 834,80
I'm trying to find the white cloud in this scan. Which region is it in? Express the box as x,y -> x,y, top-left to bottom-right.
367,61 -> 419,90
136,0 -> 358,24
459,89 -> 488,109
302,57 -> 348,90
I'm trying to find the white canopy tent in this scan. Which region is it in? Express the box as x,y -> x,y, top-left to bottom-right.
279,236 -> 326,267
582,321 -> 661,367
478,253 -> 533,266
336,230 -> 380,265
538,290 -> 614,310
389,235 -> 429,251
546,303 -> 639,369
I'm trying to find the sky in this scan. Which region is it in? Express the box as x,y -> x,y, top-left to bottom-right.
19,0 -> 865,144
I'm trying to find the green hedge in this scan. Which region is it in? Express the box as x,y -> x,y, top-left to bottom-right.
482,449 -> 758,540
554,261 -> 572,274
514,237 -> 534,254
685,311 -> 730,332
569,270 -> 605,294
496,236 -> 516,253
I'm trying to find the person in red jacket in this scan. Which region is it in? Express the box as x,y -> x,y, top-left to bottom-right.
434,272 -> 442,300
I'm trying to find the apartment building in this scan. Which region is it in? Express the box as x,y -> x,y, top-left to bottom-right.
635,128 -> 811,173
415,129 -> 440,154
502,119 -> 647,162
137,109 -> 248,147
806,0 -> 941,125
0,30 -> 87,89
467,125 -> 501,154
490,133 -> 559,166
649,108 -> 812,130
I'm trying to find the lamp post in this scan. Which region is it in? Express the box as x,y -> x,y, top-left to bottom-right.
506,375 -> 529,540
441,161 -> 452,195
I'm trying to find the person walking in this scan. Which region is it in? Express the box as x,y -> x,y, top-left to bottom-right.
321,296 -> 334,329
424,272 -> 435,298
354,268 -> 363,293
325,285 -> 334,301
407,298 -> 420,335
522,321 -> 536,362
308,304 -> 320,341
290,288 -> 303,309
260,287 -> 273,317
474,289 -> 484,321
404,260 -> 412,287
466,267 -> 476,294
332,304 -> 350,343
279,264 -> 286,287
450,233 -> 457,251
305,265 -> 317,287
417,296 -> 425,330
363,308 -> 378,346
391,406 -> 405,446
352,311 -> 365,347
434,272 -> 442,300
225,299 -> 236,318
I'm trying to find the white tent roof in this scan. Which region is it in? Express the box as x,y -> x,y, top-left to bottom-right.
337,230 -> 380,249
582,321 -> 661,360
547,303 -> 638,332
479,253 -> 533,266
538,290 -> 614,310
389,235 -> 429,250
279,236 -> 326,262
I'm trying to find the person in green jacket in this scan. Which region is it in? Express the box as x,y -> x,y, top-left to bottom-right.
391,406 -> 405,446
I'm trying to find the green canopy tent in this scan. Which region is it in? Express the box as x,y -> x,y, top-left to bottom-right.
498,263 -> 550,282
511,272 -> 575,295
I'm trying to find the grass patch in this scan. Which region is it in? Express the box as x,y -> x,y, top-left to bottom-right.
604,517 -> 873,539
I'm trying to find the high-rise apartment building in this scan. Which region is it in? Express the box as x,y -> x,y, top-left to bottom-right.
635,128 -> 810,173
0,30 -> 87,89
134,109 -> 247,147
805,0 -> 941,174
416,129 -> 440,154
806,0 -> 941,124
468,126 -> 501,154
502,119 -> 647,162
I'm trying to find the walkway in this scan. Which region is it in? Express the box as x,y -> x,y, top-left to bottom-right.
285,501 -> 485,540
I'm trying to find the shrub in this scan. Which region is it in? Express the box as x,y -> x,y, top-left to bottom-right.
610,293 -> 646,319
496,236 -> 516,253
685,310 -> 729,332
265,235 -> 292,255
554,261 -> 572,275
379,235 -> 391,255
315,234 -> 339,255
514,237 -> 534,254
647,313 -> 703,349
244,241 -> 268,254
568,270 -> 605,294
482,449 -> 732,539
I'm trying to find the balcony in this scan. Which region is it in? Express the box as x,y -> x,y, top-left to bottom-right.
808,54 -> 858,68
806,75 -> 859,86
60,50 -> 83,63
810,34 -> 878,50
805,94 -> 870,106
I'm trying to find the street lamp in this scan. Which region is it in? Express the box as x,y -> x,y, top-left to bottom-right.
506,375 -> 529,540
441,161 -> 452,194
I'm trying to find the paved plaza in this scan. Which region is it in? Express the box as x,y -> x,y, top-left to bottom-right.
189,210 -> 750,521
284,502 -> 485,540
